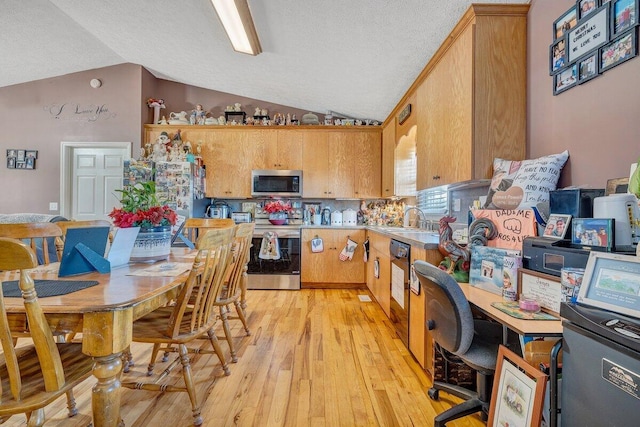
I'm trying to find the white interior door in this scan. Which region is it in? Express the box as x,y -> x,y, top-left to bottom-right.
61,142 -> 131,221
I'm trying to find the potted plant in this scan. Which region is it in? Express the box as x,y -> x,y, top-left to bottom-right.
263,200 -> 292,225
109,181 -> 177,261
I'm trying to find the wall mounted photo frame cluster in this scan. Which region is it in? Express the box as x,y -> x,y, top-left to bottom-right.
6,149 -> 37,170
550,0 -> 639,95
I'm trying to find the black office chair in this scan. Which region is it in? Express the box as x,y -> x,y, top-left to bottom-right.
414,260 -> 504,427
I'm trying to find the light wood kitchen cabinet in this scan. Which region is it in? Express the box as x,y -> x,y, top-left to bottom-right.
302,130 -> 381,199
365,231 -> 391,317
350,132 -> 381,199
402,5 -> 528,190
256,130 -> 303,170
381,122 -> 395,198
301,228 -> 366,288
409,247 -> 443,373
144,125 -> 381,199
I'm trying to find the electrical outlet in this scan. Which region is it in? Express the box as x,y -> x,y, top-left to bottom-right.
49,202 -> 58,211
453,198 -> 461,211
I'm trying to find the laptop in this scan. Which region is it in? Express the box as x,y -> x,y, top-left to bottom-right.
58,226 -> 111,277
106,227 -> 140,268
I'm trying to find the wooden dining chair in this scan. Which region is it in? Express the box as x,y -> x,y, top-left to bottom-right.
0,237 -> 94,426
175,217 -> 236,248
0,223 -> 63,265
0,223 -> 73,342
214,222 -> 254,362
121,227 -> 236,427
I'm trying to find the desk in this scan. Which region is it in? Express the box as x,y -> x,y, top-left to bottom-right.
1,248 -> 194,427
459,282 -> 563,337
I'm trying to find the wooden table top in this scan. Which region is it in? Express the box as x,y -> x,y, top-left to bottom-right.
1,248 -> 195,314
459,282 -> 564,337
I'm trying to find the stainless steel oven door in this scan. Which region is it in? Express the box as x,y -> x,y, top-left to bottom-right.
247,226 -> 301,290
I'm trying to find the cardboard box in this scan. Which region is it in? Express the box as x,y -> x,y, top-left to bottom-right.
469,245 -> 521,295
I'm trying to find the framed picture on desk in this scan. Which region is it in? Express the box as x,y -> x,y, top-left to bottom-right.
488,345 -> 547,427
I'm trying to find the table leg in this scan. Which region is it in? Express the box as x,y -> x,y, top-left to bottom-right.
91,353 -> 124,427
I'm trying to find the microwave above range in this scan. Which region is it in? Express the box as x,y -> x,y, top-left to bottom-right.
252,169 -> 302,198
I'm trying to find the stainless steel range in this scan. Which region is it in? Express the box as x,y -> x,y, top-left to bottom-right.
246,211 -> 301,290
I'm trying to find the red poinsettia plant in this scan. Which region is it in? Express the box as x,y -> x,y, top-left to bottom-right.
109,181 -> 177,229
263,200 -> 292,214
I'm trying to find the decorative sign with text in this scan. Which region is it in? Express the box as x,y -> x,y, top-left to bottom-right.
43,103 -> 117,122
567,5 -> 609,63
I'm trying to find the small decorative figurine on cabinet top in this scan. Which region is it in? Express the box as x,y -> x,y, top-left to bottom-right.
191,104 -> 206,125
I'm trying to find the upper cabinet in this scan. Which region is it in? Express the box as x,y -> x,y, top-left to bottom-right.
144,126 -> 381,199
258,130 -> 303,170
416,5 -> 528,189
382,4 -> 528,191
302,129 -> 381,199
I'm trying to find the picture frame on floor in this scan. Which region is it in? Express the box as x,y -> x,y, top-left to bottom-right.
487,345 -> 547,427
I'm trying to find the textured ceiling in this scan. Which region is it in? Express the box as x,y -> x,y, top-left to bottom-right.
1,0 -> 530,121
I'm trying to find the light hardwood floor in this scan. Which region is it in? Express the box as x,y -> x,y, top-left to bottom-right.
6,289 -> 485,427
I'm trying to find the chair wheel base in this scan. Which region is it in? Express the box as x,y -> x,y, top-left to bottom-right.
428,387 -> 440,400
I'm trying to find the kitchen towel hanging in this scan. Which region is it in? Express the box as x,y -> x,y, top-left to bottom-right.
362,238 -> 369,262
259,231 -> 281,260
339,237 -> 358,261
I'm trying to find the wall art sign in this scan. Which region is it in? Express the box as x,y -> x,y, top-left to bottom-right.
43,103 -> 117,122
567,5 -> 610,63
398,103 -> 411,125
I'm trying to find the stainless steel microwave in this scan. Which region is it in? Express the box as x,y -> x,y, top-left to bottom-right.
251,170 -> 302,197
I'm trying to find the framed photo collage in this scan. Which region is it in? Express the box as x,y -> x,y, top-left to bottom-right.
551,0 -> 639,95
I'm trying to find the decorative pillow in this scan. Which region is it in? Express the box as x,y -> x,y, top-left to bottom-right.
483,150 -> 569,211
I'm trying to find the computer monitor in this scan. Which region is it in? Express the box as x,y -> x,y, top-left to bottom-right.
577,251 -> 640,320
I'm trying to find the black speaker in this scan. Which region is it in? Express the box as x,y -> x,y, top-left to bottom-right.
549,189 -> 605,218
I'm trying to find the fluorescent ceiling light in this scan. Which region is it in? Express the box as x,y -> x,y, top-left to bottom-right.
211,0 -> 262,55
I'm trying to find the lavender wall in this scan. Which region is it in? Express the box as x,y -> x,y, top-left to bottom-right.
0,63 -> 143,214
528,0 -> 640,189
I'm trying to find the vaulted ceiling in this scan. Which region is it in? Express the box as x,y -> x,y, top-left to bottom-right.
1,0 -> 529,122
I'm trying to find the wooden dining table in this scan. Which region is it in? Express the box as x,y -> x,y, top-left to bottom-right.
1,248 -> 195,427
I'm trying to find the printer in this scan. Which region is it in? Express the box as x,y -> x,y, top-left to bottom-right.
522,237 -> 605,277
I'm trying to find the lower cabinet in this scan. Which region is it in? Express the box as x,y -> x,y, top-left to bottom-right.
366,246 -> 391,317
409,246 -> 443,374
365,231 -> 392,317
301,228 -> 366,288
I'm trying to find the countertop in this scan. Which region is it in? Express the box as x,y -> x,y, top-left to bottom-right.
301,224 -> 440,249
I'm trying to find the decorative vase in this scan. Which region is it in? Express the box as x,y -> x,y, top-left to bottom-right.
268,212 -> 287,225
130,226 -> 172,262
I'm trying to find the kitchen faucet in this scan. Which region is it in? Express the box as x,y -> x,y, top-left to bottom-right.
403,206 -> 429,229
